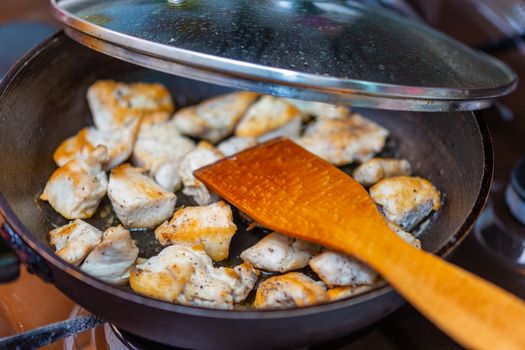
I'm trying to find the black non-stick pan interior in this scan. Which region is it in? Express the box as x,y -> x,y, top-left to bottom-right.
0,35 -> 488,290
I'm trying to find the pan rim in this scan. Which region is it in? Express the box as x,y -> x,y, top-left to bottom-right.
0,31 -> 493,320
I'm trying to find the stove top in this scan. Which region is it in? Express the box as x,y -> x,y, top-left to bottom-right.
1,1 -> 524,349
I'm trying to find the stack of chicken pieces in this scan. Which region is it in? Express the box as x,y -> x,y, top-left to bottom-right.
41,81 -> 441,310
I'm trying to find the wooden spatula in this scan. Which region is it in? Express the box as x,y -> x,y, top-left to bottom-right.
195,138 -> 525,350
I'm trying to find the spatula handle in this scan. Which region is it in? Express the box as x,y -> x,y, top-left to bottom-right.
365,237 -> 525,350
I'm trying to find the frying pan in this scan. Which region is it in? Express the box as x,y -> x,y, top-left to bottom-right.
0,33 -> 492,349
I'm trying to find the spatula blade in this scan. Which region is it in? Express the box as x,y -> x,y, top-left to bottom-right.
194,138 -> 392,253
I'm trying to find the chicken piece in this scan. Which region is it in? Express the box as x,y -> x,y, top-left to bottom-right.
295,114 -> 389,166
309,251 -> 377,288
327,285 -> 376,301
80,226 -> 139,285
235,96 -> 302,139
179,141 -> 223,205
155,201 -> 237,261
217,136 -> 257,157
240,232 -> 321,273
87,80 -> 174,130
257,116 -> 302,143
132,118 -> 195,191
140,111 -> 172,129
254,272 -> 327,309
387,220 -> 421,249
130,245 -> 258,309
353,158 -> 411,187
49,220 -> 102,266
180,262 -> 259,308
40,146 -> 109,219
53,119 -> 140,171
310,222 -> 420,287
130,245 -> 197,303
173,91 -> 259,143
107,164 -> 177,228
369,176 -> 441,231
285,98 -> 351,120
230,262 -> 260,302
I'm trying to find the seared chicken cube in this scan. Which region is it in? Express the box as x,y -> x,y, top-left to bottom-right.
130,245 -> 258,309
40,146 -> 109,219
87,80 -> 174,130
353,158 -> 411,187
387,220 -> 421,249
230,262 -> 260,302
235,96 -> 302,140
180,262 -> 259,308
154,160 -> 186,194
140,111 -> 172,129
295,114 -> 389,166
53,119 -> 140,170
217,136 -> 257,157
173,91 -> 259,143
254,272 -> 327,309
108,164 -> 177,228
310,251 -> 377,287
285,98 -> 351,120
80,226 -> 139,285
155,201 -> 237,261
240,232 -> 321,273
132,118 -> 195,191
179,142 -> 223,205
257,117 -> 302,143
310,222 -> 420,287
327,285 -> 376,301
49,219 -> 102,266
130,245 -> 197,303
369,176 -> 441,231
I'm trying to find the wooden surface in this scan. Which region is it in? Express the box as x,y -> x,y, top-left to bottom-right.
0,1 -> 56,24
196,138 -> 525,350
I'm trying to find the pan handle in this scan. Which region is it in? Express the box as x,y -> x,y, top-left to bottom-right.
0,214 -> 52,283
0,314 -> 104,348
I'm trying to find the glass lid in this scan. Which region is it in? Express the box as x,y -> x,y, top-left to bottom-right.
51,0 -> 517,111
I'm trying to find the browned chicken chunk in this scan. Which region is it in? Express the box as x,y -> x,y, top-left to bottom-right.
49,219 -> 102,266
87,80 -> 174,130
132,118 -> 195,192
80,226 -> 139,285
369,176 -> 441,230
240,232 -> 321,273
285,98 -> 351,120
295,114 -> 388,166
108,164 -> 177,228
327,285 -> 376,301
352,158 -> 411,187
179,142 -> 224,205
235,96 -> 302,140
173,91 -> 259,143
155,201 -> 237,262
309,251 -> 377,287
40,146 -> 109,219
130,245 -> 259,309
217,136 -> 257,157
254,272 -> 327,309
53,119 -> 140,171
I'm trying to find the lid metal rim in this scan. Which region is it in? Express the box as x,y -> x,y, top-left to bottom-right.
51,0 -> 517,103
64,26 -> 496,112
